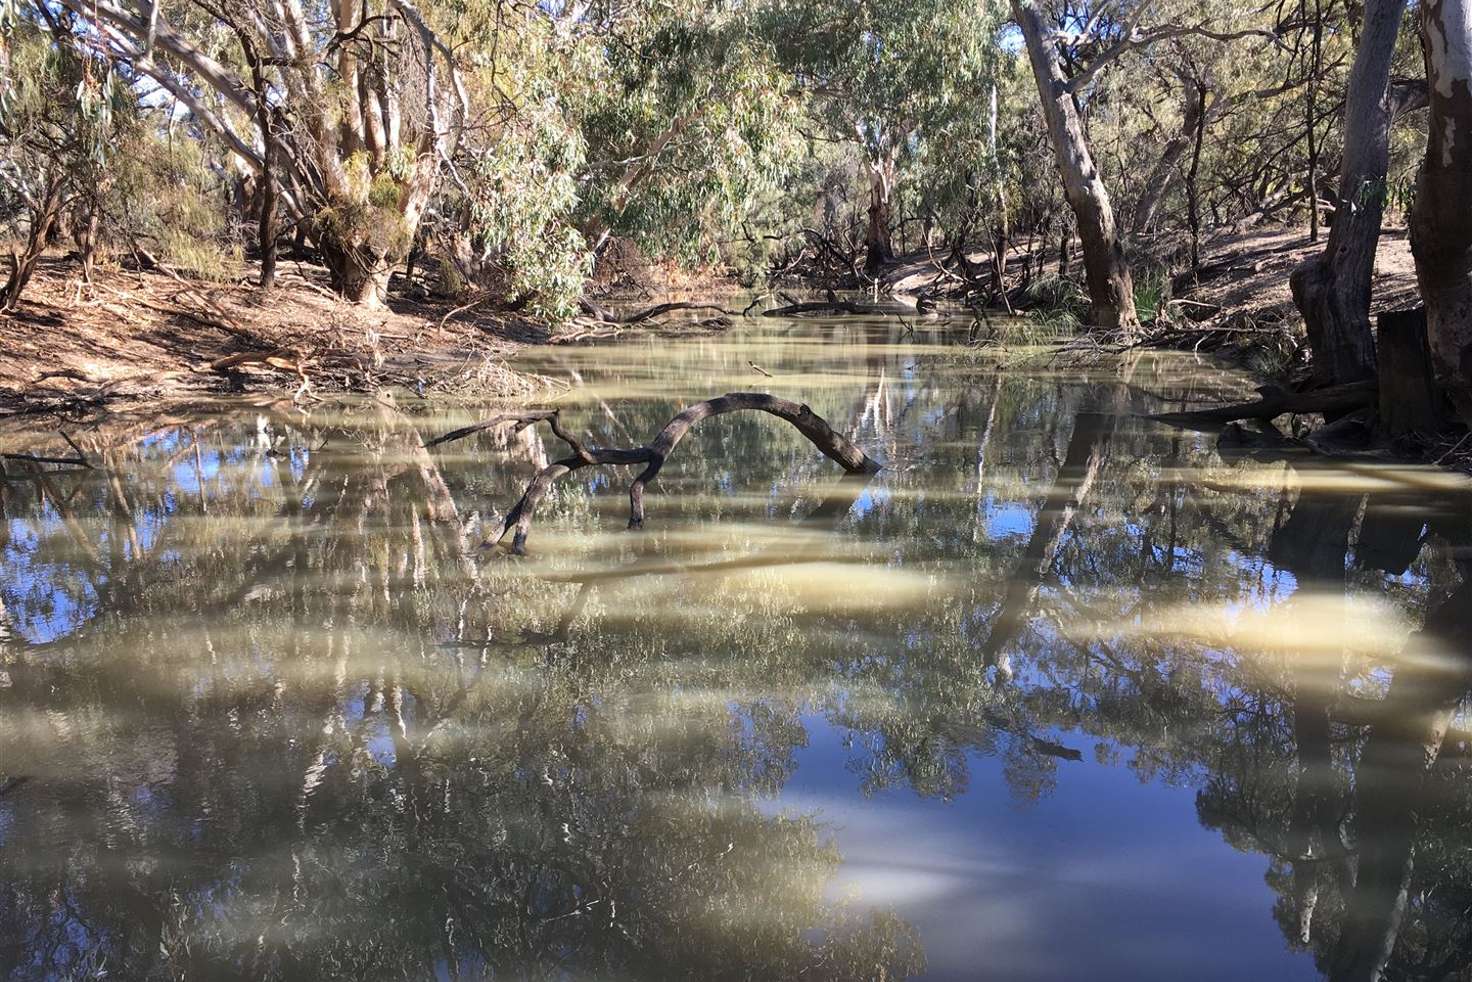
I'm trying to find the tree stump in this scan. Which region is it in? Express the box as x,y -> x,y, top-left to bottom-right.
1377,307 -> 1450,441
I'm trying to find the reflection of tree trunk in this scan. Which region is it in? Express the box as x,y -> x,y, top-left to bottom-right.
980,411 -> 1115,671
1328,577 -> 1472,982
1269,486 -> 1361,944
973,374 -> 1004,498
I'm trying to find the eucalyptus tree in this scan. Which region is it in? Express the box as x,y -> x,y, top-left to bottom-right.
46,0 -> 467,306
1290,0 -> 1419,390
567,0 -> 804,271
1410,0 -> 1472,418
0,2 -> 130,308
1008,0 -> 1278,331
765,0 -> 1004,275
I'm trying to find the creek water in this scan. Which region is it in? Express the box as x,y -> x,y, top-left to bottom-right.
2,315 -> 1471,980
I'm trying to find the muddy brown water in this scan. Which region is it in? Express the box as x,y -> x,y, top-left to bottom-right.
2,315 -> 1471,980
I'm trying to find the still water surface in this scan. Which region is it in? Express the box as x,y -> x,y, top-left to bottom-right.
2,316 -> 1471,980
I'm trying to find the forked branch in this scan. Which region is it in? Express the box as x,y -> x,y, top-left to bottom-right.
428,393 -> 882,553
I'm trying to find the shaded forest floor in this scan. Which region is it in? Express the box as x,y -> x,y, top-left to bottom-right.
1170,225 -> 1418,326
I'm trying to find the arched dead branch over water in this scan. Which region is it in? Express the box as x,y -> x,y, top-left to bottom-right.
428,393 -> 882,553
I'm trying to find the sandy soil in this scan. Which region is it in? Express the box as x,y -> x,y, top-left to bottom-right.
0,255 -> 555,417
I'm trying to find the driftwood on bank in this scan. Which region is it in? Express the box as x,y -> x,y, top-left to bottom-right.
1146,380 -> 1377,427
428,393 -> 882,553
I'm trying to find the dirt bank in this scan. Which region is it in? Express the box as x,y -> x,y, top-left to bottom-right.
0,226 -> 1423,419
885,224 -> 1420,326
0,256 -> 562,418
1172,226 -> 1419,325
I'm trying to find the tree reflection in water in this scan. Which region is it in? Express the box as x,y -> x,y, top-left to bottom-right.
1,325 -> 1470,980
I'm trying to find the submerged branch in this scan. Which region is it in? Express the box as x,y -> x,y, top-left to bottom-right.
1146,381 -> 1376,427
432,393 -> 881,553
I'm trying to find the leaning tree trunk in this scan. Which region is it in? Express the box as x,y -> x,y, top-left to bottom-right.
1289,0 -> 1406,389
1131,77 -> 1207,236
1011,0 -> 1138,333
1410,0 -> 1472,419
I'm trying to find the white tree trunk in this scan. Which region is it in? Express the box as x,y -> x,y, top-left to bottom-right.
1411,0 -> 1472,418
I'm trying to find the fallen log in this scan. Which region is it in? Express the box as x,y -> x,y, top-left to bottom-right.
1146,380 -> 1377,427
429,393 -> 882,553
762,299 -> 886,317
578,299 -> 734,324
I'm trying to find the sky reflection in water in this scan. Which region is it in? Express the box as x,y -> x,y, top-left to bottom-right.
1,319 -> 1470,980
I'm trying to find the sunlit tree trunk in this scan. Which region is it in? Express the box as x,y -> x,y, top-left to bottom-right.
1010,0 -> 1138,333
864,150 -> 898,275
1289,0 -> 1406,388
1410,0 -> 1472,417
1131,75 -> 1208,236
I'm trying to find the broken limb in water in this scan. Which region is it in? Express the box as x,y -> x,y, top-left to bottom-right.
1145,380 -> 1378,428
427,393 -> 882,553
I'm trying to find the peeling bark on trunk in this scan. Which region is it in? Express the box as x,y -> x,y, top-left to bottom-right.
864,155 -> 897,276
1410,0 -> 1472,418
1290,0 -> 1407,389
1011,0 -> 1138,333
318,233 -> 393,308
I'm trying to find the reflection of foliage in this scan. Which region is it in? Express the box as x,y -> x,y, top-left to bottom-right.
2,333 -> 1470,978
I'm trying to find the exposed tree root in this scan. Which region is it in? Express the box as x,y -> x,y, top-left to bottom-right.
428,393 -> 882,553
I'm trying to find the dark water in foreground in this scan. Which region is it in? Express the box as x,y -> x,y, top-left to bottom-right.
2,317 -> 1471,981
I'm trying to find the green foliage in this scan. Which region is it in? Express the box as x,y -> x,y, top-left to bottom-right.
1023,274 -> 1088,333
573,0 -> 807,265
459,95 -> 592,320
1132,268 -> 1172,325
